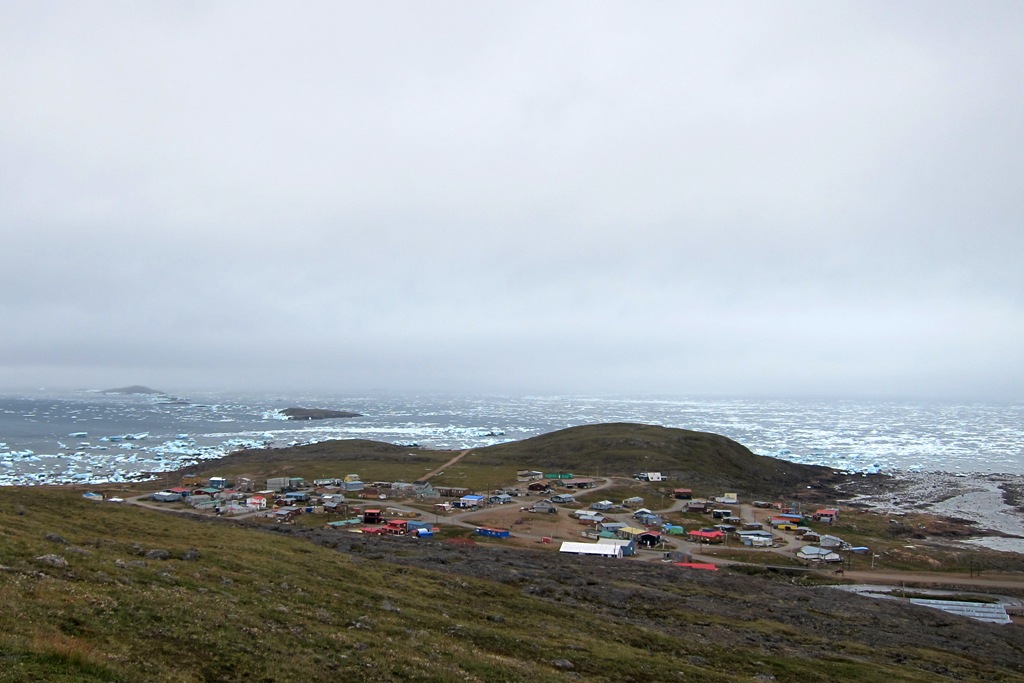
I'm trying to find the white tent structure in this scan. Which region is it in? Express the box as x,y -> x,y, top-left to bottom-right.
559,541 -> 622,558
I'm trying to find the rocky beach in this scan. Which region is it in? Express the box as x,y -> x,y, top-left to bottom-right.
839,472 -> 1024,554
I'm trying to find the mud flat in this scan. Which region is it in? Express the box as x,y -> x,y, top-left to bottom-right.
839,472 -> 1024,554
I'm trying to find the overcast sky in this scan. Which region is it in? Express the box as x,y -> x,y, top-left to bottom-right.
2,2 -> 1022,400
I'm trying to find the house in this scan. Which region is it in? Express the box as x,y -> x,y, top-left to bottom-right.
622,496 -> 644,508
687,530 -> 725,544
435,486 -> 469,498
208,476 -> 228,489
341,480 -> 365,492
273,506 -> 302,522
325,517 -> 362,528
636,531 -> 663,548
517,470 -> 544,482
818,534 -> 847,549
634,512 -> 663,526
715,492 -> 739,505
673,488 -> 693,499
616,526 -> 648,540
737,530 -> 774,547
577,513 -> 605,525
488,494 -> 513,505
597,521 -> 626,533
180,475 -> 203,487
711,509 -> 734,519
475,527 -> 511,539
686,499 -> 710,513
285,491 -> 310,503
559,541 -> 622,558
362,509 -> 385,524
797,546 -> 842,563
812,508 -> 840,523
550,493 -> 575,504
590,500 -> 615,511
384,520 -> 409,535
527,482 -> 551,492
663,524 -> 686,536
149,491 -> 182,503
460,494 -> 486,508
266,477 -> 291,492
562,478 -> 597,489
526,502 -> 557,514
597,537 -> 635,556
246,495 -> 267,509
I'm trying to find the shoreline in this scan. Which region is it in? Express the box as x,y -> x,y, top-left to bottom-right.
838,471 -> 1024,554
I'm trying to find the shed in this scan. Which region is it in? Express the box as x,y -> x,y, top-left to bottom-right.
475,527 -> 511,539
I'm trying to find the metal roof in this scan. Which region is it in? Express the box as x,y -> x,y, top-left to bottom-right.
909,599 -> 1012,624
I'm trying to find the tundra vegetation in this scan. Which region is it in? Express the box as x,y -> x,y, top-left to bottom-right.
2,424 -> 1023,682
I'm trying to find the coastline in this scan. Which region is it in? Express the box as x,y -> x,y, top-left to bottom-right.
838,472 -> 1024,554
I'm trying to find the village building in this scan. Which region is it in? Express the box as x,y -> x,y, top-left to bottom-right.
597,537 -> 636,556
559,541 -> 622,558
475,527 -> 511,539
435,486 -> 470,498
797,546 -> 842,563
687,530 -> 726,544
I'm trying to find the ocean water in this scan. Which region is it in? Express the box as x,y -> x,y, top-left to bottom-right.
1,391 -> 1022,485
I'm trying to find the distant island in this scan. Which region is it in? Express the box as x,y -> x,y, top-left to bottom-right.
279,407 -> 362,421
102,385 -> 164,395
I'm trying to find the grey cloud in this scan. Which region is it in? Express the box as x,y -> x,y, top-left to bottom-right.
1,2 -> 1022,399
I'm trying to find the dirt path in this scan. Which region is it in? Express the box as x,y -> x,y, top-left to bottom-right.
420,449 -> 473,481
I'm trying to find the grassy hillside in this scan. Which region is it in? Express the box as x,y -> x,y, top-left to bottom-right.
185,439 -> 453,484
179,424 -> 836,498
467,423 -> 836,497
1,488 -> 1023,682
